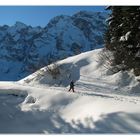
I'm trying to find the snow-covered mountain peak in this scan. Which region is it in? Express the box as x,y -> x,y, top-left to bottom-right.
48,15 -> 71,24
6,21 -> 28,36
15,21 -> 27,29
0,11 -> 108,81
73,11 -> 108,22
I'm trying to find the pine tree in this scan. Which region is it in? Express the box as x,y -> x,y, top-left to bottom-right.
105,6 -> 140,75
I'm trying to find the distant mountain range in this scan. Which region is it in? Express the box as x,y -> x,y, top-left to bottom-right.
0,11 -> 108,81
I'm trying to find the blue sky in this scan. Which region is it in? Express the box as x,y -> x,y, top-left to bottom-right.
0,6 -> 106,27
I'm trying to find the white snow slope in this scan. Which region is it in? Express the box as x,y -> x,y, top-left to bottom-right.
0,48 -> 140,134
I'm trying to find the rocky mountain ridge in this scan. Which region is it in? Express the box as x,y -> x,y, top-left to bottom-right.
0,11 -> 108,80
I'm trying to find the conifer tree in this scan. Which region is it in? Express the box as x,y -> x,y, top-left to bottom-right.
105,6 -> 140,75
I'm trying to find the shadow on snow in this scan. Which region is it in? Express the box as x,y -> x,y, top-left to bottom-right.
0,93 -> 140,134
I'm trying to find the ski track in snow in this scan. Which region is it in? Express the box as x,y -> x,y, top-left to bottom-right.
16,75 -> 140,105
1,75 -> 140,109
0,76 -> 140,133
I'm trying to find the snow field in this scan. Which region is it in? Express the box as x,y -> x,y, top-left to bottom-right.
0,49 -> 140,133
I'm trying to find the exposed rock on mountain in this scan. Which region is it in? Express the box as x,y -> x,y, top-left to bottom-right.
0,11 -> 108,80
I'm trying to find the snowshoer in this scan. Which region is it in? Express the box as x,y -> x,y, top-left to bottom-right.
68,80 -> 75,92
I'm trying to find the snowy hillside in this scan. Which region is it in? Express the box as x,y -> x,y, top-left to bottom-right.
0,11 -> 108,81
19,48 -> 140,94
0,49 -> 140,133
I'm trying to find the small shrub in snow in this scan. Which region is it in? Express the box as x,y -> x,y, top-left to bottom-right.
98,48 -> 117,73
46,63 -> 60,79
98,48 -> 129,74
24,78 -> 32,83
24,96 -> 36,104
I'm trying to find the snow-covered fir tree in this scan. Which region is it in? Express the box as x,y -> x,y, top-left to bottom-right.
105,6 -> 140,75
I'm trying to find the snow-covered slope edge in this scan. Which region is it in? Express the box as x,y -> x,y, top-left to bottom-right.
19,48 -> 140,95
